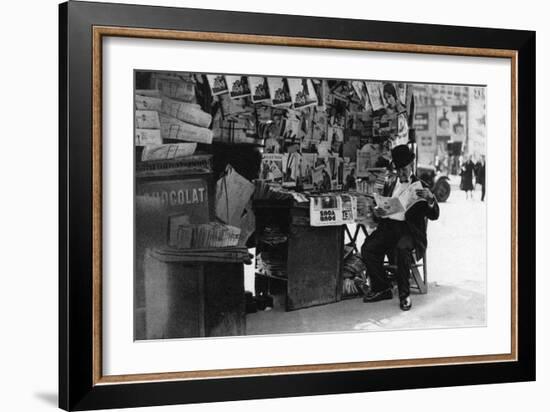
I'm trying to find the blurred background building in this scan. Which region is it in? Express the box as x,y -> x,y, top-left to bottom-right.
412,84 -> 486,176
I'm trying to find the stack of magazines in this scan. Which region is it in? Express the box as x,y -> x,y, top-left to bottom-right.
171,222 -> 241,249
150,247 -> 252,264
135,89 -> 162,146
258,226 -> 288,247
253,180 -> 309,203
150,73 -> 214,144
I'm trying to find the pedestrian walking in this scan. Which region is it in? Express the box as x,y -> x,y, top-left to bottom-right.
475,155 -> 486,201
460,155 -> 475,200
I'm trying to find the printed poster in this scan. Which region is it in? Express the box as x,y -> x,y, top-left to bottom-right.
436,106 -> 452,136
450,105 -> 467,142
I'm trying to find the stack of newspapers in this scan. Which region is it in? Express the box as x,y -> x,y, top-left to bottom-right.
150,247 -> 252,264
170,222 -> 241,249
135,73 -> 215,162
253,180 -> 309,203
135,89 -> 162,147
154,74 -> 213,144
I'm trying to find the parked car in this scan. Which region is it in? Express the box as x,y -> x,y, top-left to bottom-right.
416,164 -> 451,202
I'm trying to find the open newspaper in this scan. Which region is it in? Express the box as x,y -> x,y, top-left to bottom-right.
373,180 -> 427,216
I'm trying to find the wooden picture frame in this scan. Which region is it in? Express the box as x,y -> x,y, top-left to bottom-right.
59,1 -> 535,410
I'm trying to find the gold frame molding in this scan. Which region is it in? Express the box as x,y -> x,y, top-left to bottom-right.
91,26 -> 518,386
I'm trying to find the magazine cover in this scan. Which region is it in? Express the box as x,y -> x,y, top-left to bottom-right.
365,81 -> 385,111
225,75 -> 251,99
343,160 -> 357,191
351,81 -> 372,111
312,79 -> 327,109
249,76 -> 271,103
260,153 -> 285,181
267,77 -> 292,107
356,144 -> 390,176
300,153 -> 317,189
206,74 -> 229,96
287,78 -> 319,109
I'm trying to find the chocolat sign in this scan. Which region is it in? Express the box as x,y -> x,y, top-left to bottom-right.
137,178 -> 210,224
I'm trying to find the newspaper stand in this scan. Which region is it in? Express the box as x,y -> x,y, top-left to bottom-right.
254,199 -> 344,311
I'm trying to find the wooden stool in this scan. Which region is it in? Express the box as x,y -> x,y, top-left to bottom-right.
383,249 -> 428,294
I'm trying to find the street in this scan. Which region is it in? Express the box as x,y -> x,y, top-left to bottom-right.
246,181 -> 487,335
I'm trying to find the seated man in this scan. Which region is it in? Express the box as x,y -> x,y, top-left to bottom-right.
361,145 -> 439,311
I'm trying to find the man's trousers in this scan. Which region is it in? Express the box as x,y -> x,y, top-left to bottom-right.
361,219 -> 414,299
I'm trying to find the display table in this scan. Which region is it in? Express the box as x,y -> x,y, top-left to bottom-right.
253,200 -> 344,311
143,247 -> 250,339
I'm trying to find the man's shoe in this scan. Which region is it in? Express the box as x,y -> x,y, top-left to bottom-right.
399,296 -> 412,311
363,289 -> 392,303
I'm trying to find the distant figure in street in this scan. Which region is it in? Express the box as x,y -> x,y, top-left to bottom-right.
475,155 -> 486,201
460,155 -> 475,200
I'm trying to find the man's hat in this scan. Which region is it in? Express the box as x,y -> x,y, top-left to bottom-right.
391,144 -> 415,168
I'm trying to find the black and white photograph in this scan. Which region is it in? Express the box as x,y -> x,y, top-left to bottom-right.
47,0 -> 539,410
134,70 -> 488,340
0,0 -> 541,409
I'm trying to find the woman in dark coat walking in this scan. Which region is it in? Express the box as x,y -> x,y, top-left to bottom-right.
460,155 -> 475,200
475,155 -> 486,201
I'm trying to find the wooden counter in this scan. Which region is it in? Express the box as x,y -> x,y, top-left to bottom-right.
254,200 -> 344,311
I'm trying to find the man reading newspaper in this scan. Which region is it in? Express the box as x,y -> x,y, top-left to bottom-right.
361,145 -> 440,311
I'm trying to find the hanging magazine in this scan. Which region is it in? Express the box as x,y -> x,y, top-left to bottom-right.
267,77 -> 292,107
260,153 -> 284,181
287,78 -> 318,109
249,76 -> 271,103
365,81 -> 385,111
206,74 -> 229,96
226,75 -> 251,99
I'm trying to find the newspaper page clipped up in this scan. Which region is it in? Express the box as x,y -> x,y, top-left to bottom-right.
310,194 -> 357,226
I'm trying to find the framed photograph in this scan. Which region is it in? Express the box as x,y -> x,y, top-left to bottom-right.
59,1 -> 535,410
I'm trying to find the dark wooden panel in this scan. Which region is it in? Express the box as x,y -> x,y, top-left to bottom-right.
286,225 -> 343,310
135,196 -> 168,340
204,263 -> 246,336
144,258 -> 202,339
144,257 -> 246,339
